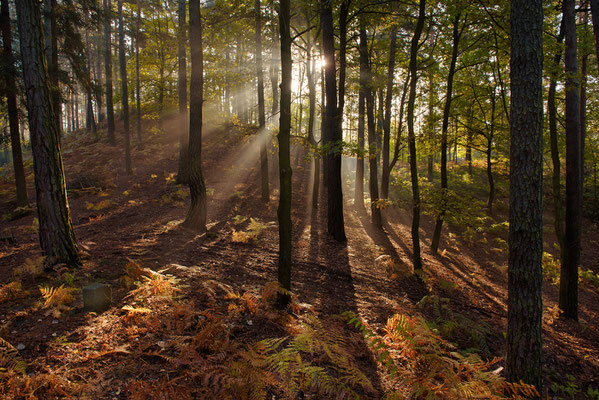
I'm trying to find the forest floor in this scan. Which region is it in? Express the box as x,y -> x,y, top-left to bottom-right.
0,114 -> 598,399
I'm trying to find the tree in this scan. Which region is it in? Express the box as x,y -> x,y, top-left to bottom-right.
360,25 -> 381,228
118,0 -> 132,175
103,0 -> 116,145
255,0 -> 269,203
1,0 -> 28,207
177,0 -> 189,183
431,10 -> 462,253
507,0 -> 543,392
277,0 -> 292,307
406,0 -> 426,270
183,0 -> 207,231
321,0 -> 346,243
559,0 -> 581,321
15,0 -> 81,266
135,0 -> 142,148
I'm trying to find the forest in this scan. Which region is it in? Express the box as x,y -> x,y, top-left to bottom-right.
0,0 -> 598,398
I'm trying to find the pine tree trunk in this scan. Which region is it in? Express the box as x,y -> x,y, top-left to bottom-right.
103,0 -> 116,145
15,0 -> 80,266
255,0 -> 269,202
407,0 -> 426,270
507,0 -> 544,392
1,0 -> 28,207
183,0 -> 207,231
176,0 -> 189,183
560,0 -> 581,321
431,12 -> 461,253
321,0 -> 346,243
277,0 -> 292,306
118,0 -> 132,175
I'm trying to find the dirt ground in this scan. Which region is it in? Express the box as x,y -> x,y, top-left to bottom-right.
1,115 -> 598,399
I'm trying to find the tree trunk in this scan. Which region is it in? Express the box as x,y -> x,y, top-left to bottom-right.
407,0 -> 426,270
360,26 -> 382,228
431,12 -> 461,253
486,93 -> 495,214
507,0 -> 544,392
549,22 -> 566,267
580,10 -> 588,199
103,0 -> 115,145
426,72 -> 434,183
277,0 -> 292,307
15,0 -> 80,266
321,0 -> 346,243
255,0 -> 269,202
177,0 -> 189,183
269,0 -> 279,120
85,30 -> 97,138
305,9 -> 319,210
560,0 -> 581,321
118,0 -> 132,175
1,0 -> 28,207
183,0 -> 207,231
135,0 -> 142,148
381,25 -> 397,199
355,89 -> 365,210
95,32 -> 104,123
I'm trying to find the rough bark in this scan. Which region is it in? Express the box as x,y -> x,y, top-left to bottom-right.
560,0 -> 581,321
15,0 -> 80,266
407,0 -> 426,270
177,0 -> 189,183
118,0 -> 132,175
278,0 -> 292,306
183,0 -> 207,231
507,0 -> 544,392
255,0 -> 269,202
1,0 -> 28,206
321,0 -> 346,242
431,12 -> 461,253
103,0 -> 115,145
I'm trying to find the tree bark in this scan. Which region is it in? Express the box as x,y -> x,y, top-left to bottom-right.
103,0 -> 116,145
183,0 -> 207,231
255,0 -> 269,202
118,0 -> 132,175
431,11 -> 461,253
407,0 -> 426,270
177,0 -> 189,183
1,0 -> 28,207
277,0 -> 292,306
321,0 -> 346,242
560,0 -> 581,321
15,0 -> 80,266
507,0 -> 544,392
